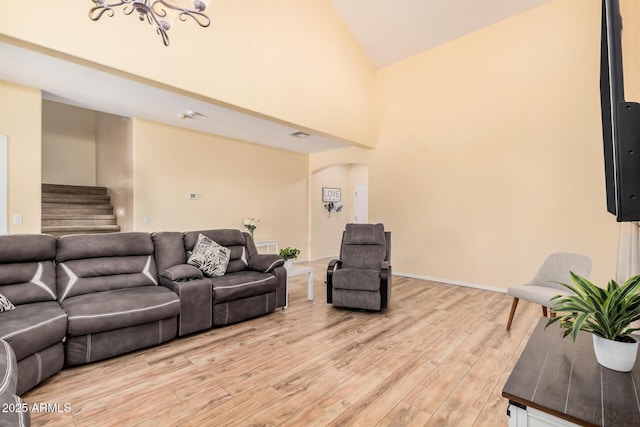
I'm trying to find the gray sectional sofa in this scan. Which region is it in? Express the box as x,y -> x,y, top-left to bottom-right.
0,229 -> 286,424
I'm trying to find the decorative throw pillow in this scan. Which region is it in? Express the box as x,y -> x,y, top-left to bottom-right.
0,292 -> 15,312
187,233 -> 231,277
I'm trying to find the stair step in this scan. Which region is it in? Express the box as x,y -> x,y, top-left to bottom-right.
42,183 -> 108,196
41,184 -> 119,234
42,194 -> 111,204
42,225 -> 121,237
42,215 -> 117,226
43,206 -> 114,215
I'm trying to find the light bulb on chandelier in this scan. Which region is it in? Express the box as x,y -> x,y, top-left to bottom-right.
89,0 -> 211,46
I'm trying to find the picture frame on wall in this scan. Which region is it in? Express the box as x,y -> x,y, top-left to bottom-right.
322,187 -> 341,202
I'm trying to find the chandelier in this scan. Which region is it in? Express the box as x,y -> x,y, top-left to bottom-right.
89,0 -> 211,46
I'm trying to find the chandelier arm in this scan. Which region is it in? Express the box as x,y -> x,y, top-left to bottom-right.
89,1 -> 128,21
176,10 -> 210,27
157,26 -> 171,46
154,0 -> 211,27
142,8 -> 172,46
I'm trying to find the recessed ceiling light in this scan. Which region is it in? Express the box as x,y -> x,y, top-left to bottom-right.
178,110 -> 203,119
290,131 -> 310,138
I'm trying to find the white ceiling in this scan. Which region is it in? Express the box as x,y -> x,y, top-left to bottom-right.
0,1 -> 554,153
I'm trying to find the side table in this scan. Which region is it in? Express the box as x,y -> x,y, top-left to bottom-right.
285,265 -> 314,308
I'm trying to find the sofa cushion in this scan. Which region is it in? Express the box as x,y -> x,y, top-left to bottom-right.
0,293 -> 14,313
0,234 -> 57,306
0,261 -> 57,305
57,256 -> 158,302
56,232 -> 154,263
0,301 -> 67,361
333,268 -> 382,292
341,223 -> 386,270
0,234 -> 56,264
62,286 -> 181,336
151,231 -> 187,273
210,271 -> 277,304
187,234 -> 231,277
56,232 -> 159,302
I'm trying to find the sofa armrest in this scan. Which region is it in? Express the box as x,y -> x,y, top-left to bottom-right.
272,265 -> 287,308
326,259 -> 342,303
248,254 -> 285,273
159,264 -> 203,282
159,276 -> 212,336
380,264 -> 391,310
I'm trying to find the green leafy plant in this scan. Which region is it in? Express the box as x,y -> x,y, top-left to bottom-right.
546,272 -> 640,342
279,247 -> 300,260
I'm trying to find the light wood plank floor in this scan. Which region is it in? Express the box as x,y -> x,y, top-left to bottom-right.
23,259 -> 542,426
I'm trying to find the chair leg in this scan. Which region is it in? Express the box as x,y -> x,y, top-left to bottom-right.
542,306 -> 548,317
506,297 -> 519,331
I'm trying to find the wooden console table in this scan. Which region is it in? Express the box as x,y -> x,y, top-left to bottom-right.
502,318 -> 640,426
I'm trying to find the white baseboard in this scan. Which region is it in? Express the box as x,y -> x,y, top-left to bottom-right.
306,255 -> 339,263
393,271 -> 506,294
298,257 -> 507,294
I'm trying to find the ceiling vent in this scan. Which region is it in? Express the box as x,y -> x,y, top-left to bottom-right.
290,131 -> 310,138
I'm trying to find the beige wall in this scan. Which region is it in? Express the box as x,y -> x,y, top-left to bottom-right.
132,119 -> 308,257
0,0 -> 376,148
310,163 -> 368,259
0,0 -> 626,291
96,113 -> 134,232
622,0 -> 640,100
367,0 -> 618,289
42,100 -> 96,186
0,81 -> 42,233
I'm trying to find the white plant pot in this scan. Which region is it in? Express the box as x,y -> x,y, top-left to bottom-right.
284,259 -> 293,269
592,334 -> 639,372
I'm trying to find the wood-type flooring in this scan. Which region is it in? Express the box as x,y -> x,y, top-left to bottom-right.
23,259 -> 542,426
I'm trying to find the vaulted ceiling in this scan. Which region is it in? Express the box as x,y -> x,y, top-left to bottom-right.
0,1 -> 554,153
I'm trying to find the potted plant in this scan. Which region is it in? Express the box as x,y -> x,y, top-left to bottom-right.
546,272 -> 640,372
279,247 -> 300,269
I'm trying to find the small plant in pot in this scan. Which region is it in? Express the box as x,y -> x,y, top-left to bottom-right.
279,247 -> 300,269
546,272 -> 640,372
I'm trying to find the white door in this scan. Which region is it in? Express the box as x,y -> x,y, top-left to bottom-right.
354,184 -> 368,224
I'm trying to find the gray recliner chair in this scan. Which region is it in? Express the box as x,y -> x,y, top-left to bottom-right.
327,223 -> 391,311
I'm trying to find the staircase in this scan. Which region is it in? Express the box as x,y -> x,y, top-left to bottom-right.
41,184 -> 120,237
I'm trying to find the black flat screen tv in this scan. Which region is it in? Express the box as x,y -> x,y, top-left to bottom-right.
600,0 -> 640,221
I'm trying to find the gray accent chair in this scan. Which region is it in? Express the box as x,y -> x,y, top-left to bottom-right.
56,232 -> 181,366
0,340 -> 30,426
0,234 -> 66,394
153,229 -> 286,333
506,252 -> 593,330
327,223 -> 391,311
